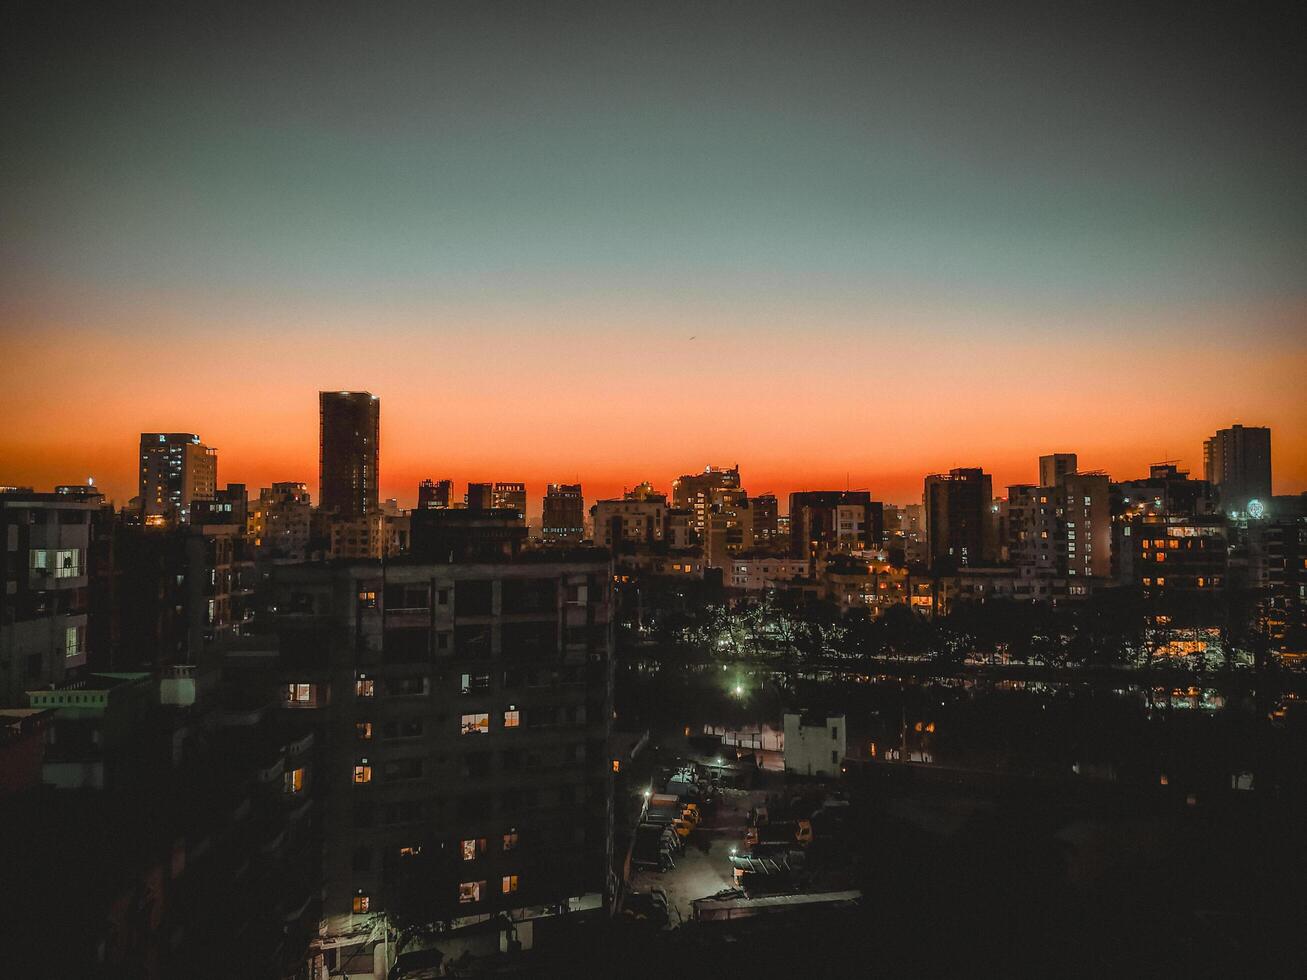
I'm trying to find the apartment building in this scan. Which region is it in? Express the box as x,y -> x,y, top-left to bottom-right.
269,553 -> 614,971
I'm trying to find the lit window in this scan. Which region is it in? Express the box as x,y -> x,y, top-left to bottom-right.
356,721 -> 373,740
612,759 -> 621,773
356,677 -> 375,698
353,893 -> 370,913
1156,577 -> 1165,586
284,767 -> 305,794
503,708 -> 520,729
353,761 -> 372,784
461,713 -> 489,735
399,845 -> 422,858
459,881 -> 484,904
357,590 -> 377,608
287,683 -> 311,703
65,626 -> 81,659
502,875 -> 519,895
462,838 -> 487,861
502,830 -> 519,852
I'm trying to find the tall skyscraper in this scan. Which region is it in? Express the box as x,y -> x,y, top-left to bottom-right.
1203,424 -> 1272,514
542,484 -> 585,544
318,391 -> 379,517
138,432 -> 217,524
924,468 -> 996,572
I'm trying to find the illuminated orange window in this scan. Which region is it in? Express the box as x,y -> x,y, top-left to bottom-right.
502,874 -> 519,895
612,759 -> 621,773
353,893 -> 370,913
284,767 -> 305,794
1156,577 -> 1166,586
503,708 -> 520,729
356,721 -> 373,740
353,762 -> 372,784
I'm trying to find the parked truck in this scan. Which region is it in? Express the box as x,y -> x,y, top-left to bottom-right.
744,818 -> 813,849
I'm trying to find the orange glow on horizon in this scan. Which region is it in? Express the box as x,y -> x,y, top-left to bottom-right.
2,297 -> 1305,514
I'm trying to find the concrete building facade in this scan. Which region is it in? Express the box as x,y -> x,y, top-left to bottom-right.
269,554 -> 614,970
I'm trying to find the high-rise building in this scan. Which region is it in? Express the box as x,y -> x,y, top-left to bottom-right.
1038,453 -> 1078,489
924,468 -> 996,572
542,484 -> 585,545
418,479 -> 454,510
751,494 -> 780,546
1007,469 -> 1111,581
138,433 -> 217,525
269,554 -> 613,964
672,465 -> 741,538
1203,424 -> 1272,514
319,391 -> 380,517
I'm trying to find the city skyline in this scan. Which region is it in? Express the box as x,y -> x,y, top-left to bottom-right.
2,390 -> 1298,516
1,389 -> 1299,517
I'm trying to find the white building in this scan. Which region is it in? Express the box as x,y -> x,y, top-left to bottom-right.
782,712 -> 846,778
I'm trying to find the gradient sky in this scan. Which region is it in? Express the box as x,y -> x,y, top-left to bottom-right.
2,1 -> 1305,514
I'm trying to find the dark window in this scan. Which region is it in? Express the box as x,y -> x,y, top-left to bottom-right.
352,847 -> 372,872
383,758 -> 423,781
385,676 -> 428,697
455,625 -> 492,659
454,580 -> 493,616
463,752 -> 492,778
502,621 -> 557,659
381,718 -> 424,739
383,629 -> 429,663
501,578 -> 557,614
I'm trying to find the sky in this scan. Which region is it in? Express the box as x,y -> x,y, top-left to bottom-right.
2,1 -> 1305,514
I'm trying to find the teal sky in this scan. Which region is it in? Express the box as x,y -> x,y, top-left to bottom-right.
4,1 -> 1305,316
